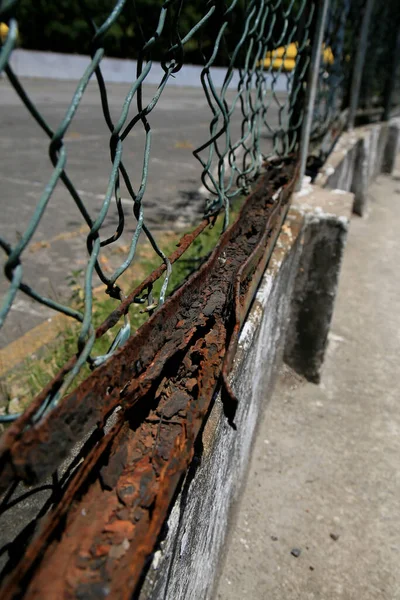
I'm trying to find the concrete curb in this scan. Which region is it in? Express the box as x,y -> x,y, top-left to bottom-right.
139,210 -> 306,600
284,187 -> 352,383
138,119 -> 400,599
138,187 -> 354,599
316,117 -> 400,215
283,116 -> 400,381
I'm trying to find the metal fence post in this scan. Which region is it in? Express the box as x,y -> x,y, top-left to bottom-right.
347,0 -> 375,129
296,0 -> 330,190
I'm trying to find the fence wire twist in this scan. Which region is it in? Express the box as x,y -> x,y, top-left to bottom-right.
0,0 -> 313,424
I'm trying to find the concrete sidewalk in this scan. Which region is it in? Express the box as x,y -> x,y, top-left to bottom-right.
216,161 -> 400,599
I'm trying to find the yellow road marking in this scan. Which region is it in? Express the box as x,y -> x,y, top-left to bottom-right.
0,313 -> 68,377
0,283 -> 107,378
29,225 -> 88,253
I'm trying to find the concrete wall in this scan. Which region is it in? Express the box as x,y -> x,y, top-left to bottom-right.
284,188 -> 350,383
316,118 -> 400,215
138,187 -> 354,600
137,116 -> 400,599
139,213 -> 305,600
9,49 -> 287,91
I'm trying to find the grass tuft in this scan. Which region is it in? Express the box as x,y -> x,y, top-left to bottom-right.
0,197 -> 244,419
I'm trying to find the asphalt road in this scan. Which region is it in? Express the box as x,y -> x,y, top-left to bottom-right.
0,77 -> 283,346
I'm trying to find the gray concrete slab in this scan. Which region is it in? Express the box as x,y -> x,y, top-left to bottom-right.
0,77 -> 282,346
10,49 -> 288,91
216,162 -> 400,599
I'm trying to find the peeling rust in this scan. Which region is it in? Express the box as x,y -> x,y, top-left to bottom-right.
0,159 -> 297,599
0,217 -> 211,478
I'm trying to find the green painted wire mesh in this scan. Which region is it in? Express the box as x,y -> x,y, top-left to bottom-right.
311,0 -> 351,140
310,0 -> 400,156
0,0 -> 313,424
309,0 -> 363,159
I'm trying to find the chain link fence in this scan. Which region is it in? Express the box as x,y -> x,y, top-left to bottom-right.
0,0 -> 314,425
1,0 -> 400,593
310,0 -> 352,144
0,0 -> 399,424
309,0 -> 400,167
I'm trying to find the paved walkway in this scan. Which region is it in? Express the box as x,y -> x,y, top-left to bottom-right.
216,160 -> 400,600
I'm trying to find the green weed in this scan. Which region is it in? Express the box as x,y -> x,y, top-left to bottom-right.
0,198 -> 244,417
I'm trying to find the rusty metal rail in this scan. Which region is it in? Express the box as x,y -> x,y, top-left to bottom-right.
0,159 -> 296,599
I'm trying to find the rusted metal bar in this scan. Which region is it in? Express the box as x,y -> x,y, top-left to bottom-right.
0,160 -> 297,598
0,218 -> 210,486
3,322 -> 227,600
0,217 -> 211,466
0,163 -> 295,492
221,185 -> 290,424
